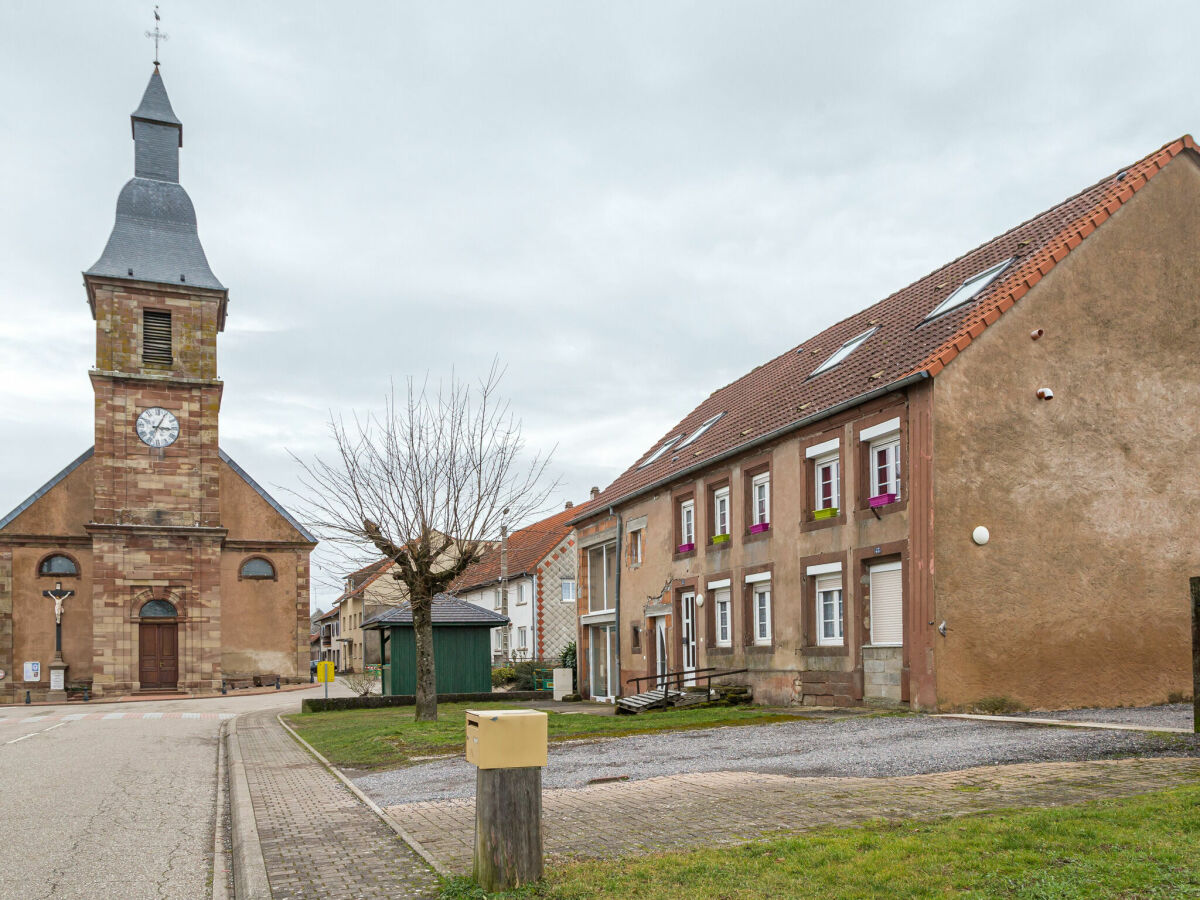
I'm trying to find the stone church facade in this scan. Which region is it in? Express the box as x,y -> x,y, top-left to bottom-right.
0,68 -> 315,701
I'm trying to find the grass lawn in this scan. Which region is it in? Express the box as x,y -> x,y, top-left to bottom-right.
442,783 -> 1200,899
284,701 -> 798,770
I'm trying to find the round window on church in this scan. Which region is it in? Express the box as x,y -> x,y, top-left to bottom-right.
240,557 -> 276,580
39,554 -> 79,577
140,599 -> 178,618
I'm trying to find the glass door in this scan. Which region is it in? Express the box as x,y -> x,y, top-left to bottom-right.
681,591 -> 697,686
655,618 -> 668,689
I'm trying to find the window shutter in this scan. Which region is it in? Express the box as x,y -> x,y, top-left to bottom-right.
869,565 -> 903,645
142,310 -> 173,366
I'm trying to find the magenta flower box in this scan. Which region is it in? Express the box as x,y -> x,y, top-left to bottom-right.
677,542 -> 695,553
749,522 -> 770,534
869,493 -> 897,508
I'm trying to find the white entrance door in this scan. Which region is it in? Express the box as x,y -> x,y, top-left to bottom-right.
681,591 -> 697,686
655,618 -> 668,689
869,562 -> 904,645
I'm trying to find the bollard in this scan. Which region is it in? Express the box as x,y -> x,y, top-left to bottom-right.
466,709 -> 547,891
275,675 -> 280,691
83,687 -> 90,702
25,690 -> 30,705
221,680 -> 227,695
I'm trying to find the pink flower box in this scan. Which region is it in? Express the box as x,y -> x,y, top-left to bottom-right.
869,493 -> 897,508
677,542 -> 695,553
749,522 -> 770,535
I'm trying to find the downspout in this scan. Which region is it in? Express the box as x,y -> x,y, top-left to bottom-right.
610,506 -> 623,699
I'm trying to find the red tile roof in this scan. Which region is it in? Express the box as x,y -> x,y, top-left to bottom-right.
450,503 -> 592,594
581,136 -> 1197,514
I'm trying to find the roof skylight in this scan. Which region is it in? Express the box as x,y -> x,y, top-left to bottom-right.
638,435 -> 683,468
924,259 -> 1013,321
809,327 -> 878,377
678,413 -> 724,449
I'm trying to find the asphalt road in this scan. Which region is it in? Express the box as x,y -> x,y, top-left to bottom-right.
357,710 -> 1200,806
0,683 -> 347,900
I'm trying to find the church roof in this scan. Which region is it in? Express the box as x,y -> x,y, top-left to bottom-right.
86,68 -> 224,292
0,446 -> 316,544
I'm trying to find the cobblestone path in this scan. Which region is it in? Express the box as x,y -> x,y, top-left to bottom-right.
389,756 -> 1200,875
239,711 -> 439,899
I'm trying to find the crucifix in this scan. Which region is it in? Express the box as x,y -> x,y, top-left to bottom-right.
145,6 -> 169,66
43,582 -> 75,660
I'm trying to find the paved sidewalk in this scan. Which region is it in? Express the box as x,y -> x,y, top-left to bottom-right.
389,757 -> 1200,875
238,710 -> 439,899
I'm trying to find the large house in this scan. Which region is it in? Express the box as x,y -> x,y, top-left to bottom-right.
0,68 -> 315,700
571,136 -> 1200,711
453,503 -> 585,664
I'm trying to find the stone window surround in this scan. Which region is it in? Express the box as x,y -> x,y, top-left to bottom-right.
740,452 -> 773,544
704,472 -> 732,548
671,486 -> 697,560
798,550 -> 850,655
800,432 -> 846,532
703,569 -> 732,651
854,407 -> 909,521
852,540 -> 910,702
741,562 -> 775,651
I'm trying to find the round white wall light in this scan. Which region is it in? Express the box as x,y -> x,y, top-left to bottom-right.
696,593 -> 705,608
972,526 -> 990,546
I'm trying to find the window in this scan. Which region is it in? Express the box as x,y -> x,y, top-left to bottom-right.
714,588 -> 731,646
678,412 -> 724,448
140,598 -> 177,618
630,623 -> 641,652
815,453 -> 839,512
816,574 -> 843,646
492,589 -> 501,609
638,435 -> 682,468
751,473 -> 770,527
871,437 -> 901,499
516,582 -> 527,605
869,561 -> 904,645
713,486 -> 730,537
588,542 -> 617,612
679,499 -> 695,549
809,327 -> 877,376
517,627 -> 528,650
38,554 -> 78,576
240,557 -> 275,579
561,579 -> 576,602
753,583 -> 772,644
628,529 -> 643,566
142,309 -> 173,366
492,628 -> 502,651
925,259 -> 1012,321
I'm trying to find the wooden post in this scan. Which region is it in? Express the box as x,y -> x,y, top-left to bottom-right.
1191,576 -> 1200,734
473,766 -> 543,891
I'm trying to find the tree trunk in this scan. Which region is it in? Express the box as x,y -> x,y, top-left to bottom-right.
412,594 -> 438,721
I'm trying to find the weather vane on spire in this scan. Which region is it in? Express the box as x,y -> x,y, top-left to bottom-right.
145,5 -> 168,66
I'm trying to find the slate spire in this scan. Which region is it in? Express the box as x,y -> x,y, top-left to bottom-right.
86,68 -> 224,291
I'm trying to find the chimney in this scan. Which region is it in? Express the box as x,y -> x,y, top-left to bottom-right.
590,486 -> 600,500
564,500 -> 574,509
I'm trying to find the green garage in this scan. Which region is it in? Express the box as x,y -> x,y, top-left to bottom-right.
362,594 -> 509,696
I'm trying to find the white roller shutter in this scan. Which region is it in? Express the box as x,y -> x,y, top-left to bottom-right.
869,563 -> 903,646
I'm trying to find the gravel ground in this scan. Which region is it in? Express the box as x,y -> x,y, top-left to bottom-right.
355,713 -> 1199,806
1006,703 -> 1194,729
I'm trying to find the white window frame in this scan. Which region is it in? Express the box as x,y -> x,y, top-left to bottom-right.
810,327 -> 878,376
561,579 -> 576,602
714,486 -> 730,536
491,589 -> 501,610
516,581 -> 527,605
517,626 -> 528,650
753,583 -> 772,645
924,258 -> 1013,321
870,436 -> 901,499
751,473 -> 770,526
587,542 -> 617,613
714,588 -> 731,647
680,499 -> 695,547
814,452 -> 840,512
816,573 -> 844,646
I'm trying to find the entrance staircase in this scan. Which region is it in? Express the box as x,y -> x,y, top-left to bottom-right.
616,667 -> 750,715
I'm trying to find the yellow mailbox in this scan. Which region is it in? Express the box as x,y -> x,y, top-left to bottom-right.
465,709 -> 548,769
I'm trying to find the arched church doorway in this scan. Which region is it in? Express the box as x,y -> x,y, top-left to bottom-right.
138,599 -> 178,690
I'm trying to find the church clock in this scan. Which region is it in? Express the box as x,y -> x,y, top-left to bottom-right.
135,407 -> 180,448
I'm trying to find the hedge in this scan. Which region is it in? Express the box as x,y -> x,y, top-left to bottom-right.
300,690 -> 553,713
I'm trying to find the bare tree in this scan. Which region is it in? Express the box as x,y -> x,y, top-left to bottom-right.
293,364 -> 554,720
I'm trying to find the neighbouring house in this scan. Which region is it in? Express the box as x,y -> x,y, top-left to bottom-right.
331,558 -> 396,673
453,503 -> 586,665
362,595 -> 509,695
571,136 -> 1200,711
314,607 -> 341,671
0,68 -> 315,701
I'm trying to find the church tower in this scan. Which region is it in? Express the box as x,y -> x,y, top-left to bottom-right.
83,68 -> 228,693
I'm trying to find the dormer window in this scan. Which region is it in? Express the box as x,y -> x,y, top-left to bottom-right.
925,259 -> 1013,321
638,435 -> 682,469
810,327 -> 877,377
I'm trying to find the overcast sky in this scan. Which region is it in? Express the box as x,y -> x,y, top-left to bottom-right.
0,1 -> 1194,609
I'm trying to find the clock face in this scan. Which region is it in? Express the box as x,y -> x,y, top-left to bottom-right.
135,407 -> 180,448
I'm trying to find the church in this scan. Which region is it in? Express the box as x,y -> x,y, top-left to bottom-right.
0,67 -> 316,701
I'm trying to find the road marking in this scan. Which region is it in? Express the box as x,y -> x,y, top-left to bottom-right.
0,710 -> 238,726
5,721 -> 67,744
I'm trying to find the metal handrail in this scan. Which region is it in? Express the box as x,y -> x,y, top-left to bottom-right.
624,667 -> 750,701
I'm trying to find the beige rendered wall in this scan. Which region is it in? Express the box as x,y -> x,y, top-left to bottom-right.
931,155 -> 1200,710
